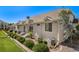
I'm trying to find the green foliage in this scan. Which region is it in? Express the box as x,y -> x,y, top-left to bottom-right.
59,9 -> 72,24
32,43 -> 49,52
24,40 -> 34,49
27,31 -> 33,38
9,30 -> 13,32
6,30 -> 25,44
43,41 -> 47,45
0,31 -> 23,52
29,31 -> 33,36
76,24 -> 79,31
12,34 -> 18,39
18,37 -> 25,44
38,38 -> 43,43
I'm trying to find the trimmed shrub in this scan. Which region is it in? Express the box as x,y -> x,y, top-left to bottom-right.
6,30 -> 26,44
8,32 -> 12,36
38,38 -> 43,43
9,33 -> 13,37
10,33 -> 16,38
32,43 -> 49,52
24,40 -> 34,49
13,34 -> 18,39
76,24 -> 79,31
14,31 -> 17,33
9,30 -> 13,32
28,31 -> 33,38
18,37 -> 25,44
43,41 -> 47,45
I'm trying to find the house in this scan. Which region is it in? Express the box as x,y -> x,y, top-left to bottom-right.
8,23 -> 17,32
16,20 -> 29,34
0,20 -> 9,30
16,9 -> 74,47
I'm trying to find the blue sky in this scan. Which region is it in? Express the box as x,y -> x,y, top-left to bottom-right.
0,6 -> 79,23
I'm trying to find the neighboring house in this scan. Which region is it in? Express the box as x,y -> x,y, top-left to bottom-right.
16,9 -> 74,47
8,24 -> 17,31
16,20 -> 29,34
0,20 -> 9,29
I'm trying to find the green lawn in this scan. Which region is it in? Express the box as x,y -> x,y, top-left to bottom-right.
0,30 -> 24,52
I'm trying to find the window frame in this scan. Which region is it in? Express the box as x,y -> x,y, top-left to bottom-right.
45,22 -> 52,32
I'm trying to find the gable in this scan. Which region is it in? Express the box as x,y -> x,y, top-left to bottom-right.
44,16 -> 53,22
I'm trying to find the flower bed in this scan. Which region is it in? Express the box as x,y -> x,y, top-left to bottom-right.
5,30 -> 49,52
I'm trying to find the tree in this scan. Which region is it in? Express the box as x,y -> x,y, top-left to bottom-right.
59,9 -> 72,24
76,24 -> 79,31
26,16 -> 30,19
58,9 -> 74,47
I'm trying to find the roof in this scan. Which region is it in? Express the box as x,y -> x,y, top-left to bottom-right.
17,9 -> 73,25
31,9 -> 62,23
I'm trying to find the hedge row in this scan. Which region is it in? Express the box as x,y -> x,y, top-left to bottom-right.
5,30 -> 49,52
6,30 -> 34,49
6,31 -> 25,44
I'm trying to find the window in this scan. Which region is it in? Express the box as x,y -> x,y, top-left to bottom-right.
45,23 -> 52,32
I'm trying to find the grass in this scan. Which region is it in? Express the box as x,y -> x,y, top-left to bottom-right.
0,30 -> 24,52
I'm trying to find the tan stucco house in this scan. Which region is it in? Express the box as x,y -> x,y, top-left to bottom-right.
16,9 -> 74,47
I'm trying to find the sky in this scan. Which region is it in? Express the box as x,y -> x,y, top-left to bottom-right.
0,6 -> 79,23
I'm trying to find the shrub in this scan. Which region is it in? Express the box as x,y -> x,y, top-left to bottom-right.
43,41 -> 47,45
9,30 -> 13,32
38,38 -> 43,43
11,33 -> 15,38
14,31 -> 17,33
28,31 -> 33,38
18,37 -> 25,44
9,33 -> 13,37
32,43 -> 49,52
8,32 -> 12,36
24,40 -> 34,49
13,34 -> 18,39
76,24 -> 79,31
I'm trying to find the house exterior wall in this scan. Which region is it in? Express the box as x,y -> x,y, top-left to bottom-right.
33,23 -> 42,39
32,22 -> 61,46
58,23 -> 64,43
17,25 -> 25,32
43,22 -> 58,46
25,25 -> 29,33
17,24 -> 29,33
